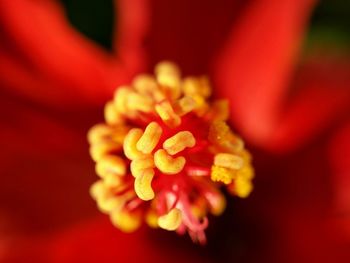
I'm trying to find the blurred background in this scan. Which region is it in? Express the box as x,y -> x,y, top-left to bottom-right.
0,0 -> 349,262
60,0 -> 350,53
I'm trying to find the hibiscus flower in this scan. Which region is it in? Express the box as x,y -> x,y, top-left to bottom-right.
0,0 -> 349,262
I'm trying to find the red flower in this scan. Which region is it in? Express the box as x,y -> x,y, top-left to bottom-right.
0,0 -> 349,262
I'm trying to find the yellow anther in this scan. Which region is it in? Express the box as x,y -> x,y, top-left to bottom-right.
158,208 -> 182,231
173,96 -> 196,116
90,182 -> 123,213
97,196 -> 124,214
89,141 -> 121,162
211,165 -> 235,184
155,61 -> 181,99
153,90 -> 167,103
154,149 -> 186,174
113,86 -> 132,113
241,149 -> 253,163
208,121 -> 244,153
95,155 -> 126,178
132,74 -> 158,95
237,165 -> 254,180
104,173 -> 122,187
89,180 -> 106,200
87,124 -> 113,144
127,92 -> 154,113
192,95 -> 209,116
145,210 -> 159,228
130,156 -> 155,178
182,76 -> 211,98
155,61 -> 181,77
136,122 -> 162,154
207,100 -> 229,121
190,197 -> 207,218
158,76 -> 181,100
208,193 -> 226,216
231,177 -> 253,198
110,210 -> 141,233
157,70 -> 180,89
163,131 -> 196,155
133,74 -> 166,102
110,126 -> 130,144
104,101 -> 124,125
134,169 -> 155,201
155,101 -> 181,128
123,128 -> 146,160
214,153 -> 244,170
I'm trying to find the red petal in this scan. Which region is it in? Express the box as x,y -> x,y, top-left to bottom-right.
0,0 -> 148,108
145,0 -> 246,74
214,0 -> 316,146
328,120 -> 350,214
113,0 -> 150,72
0,91 -> 100,236
267,55 -> 350,152
3,218 -> 209,263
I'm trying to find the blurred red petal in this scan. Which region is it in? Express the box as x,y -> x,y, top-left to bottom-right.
146,0 -> 246,74
328,120 -> 350,214
3,218 -> 209,263
267,56 -> 350,152
114,0 -> 150,72
214,0 -> 316,145
0,91 -> 101,236
0,94 -> 82,157
246,135 -> 350,262
0,0 -> 148,108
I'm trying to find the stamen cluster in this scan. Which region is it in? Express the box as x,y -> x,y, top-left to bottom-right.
88,62 -> 254,243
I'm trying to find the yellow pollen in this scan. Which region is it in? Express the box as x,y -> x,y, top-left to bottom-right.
87,124 -> 113,144
98,197 -> 124,214
104,173 -> 122,188
90,181 -> 124,213
182,76 -> 211,98
130,156 -> 155,178
214,153 -> 244,170
155,101 -> 181,128
211,165 -> 235,184
123,128 -> 147,160
155,61 -> 181,77
127,92 -> 154,113
132,74 -> 158,95
154,149 -> 186,174
158,208 -> 182,231
208,193 -> 227,216
155,62 -> 181,100
237,165 -> 254,180
89,141 -> 121,162
104,101 -> 124,125
113,86 -> 131,114
136,122 -> 163,154
145,210 -> 159,228
134,169 -> 155,201
231,177 -> 253,198
208,121 -> 244,153
208,100 -> 229,121
173,96 -> 196,116
163,131 -> 196,155
110,210 -> 142,233
89,180 -> 106,200
95,155 -> 126,178
191,198 -> 207,218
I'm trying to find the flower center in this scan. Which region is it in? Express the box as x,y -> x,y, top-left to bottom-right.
88,61 -> 254,244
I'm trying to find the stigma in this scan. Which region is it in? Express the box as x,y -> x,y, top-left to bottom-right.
88,61 -> 254,244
